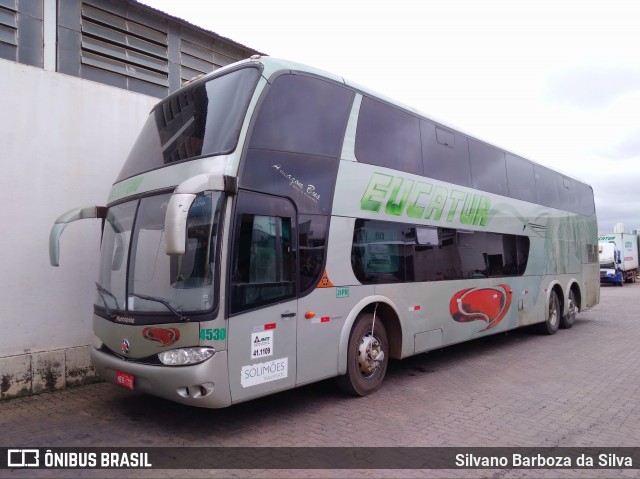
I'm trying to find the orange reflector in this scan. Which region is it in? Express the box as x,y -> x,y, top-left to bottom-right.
305,311 -> 315,319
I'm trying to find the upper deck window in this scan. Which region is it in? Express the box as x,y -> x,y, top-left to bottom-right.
505,154 -> 536,203
116,66 -> 261,182
249,73 -> 354,158
355,98 -> 423,175
469,139 -> 508,196
534,165 -> 561,209
421,121 -> 472,187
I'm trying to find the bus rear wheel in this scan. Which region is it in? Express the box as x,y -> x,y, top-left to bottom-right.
560,289 -> 578,329
337,312 -> 389,397
538,290 -> 560,335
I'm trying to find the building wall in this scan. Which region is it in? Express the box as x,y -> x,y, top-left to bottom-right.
0,58 -> 157,397
1,0 -> 259,97
0,0 -> 260,399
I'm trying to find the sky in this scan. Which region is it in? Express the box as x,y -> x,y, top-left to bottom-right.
140,0 -> 640,232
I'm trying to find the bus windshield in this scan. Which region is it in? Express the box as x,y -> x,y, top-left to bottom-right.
96,191 -> 224,317
116,66 -> 261,182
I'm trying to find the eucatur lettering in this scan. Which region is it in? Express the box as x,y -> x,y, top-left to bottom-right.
360,172 -> 491,226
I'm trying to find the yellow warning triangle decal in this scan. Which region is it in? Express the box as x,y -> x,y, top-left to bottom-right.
317,270 -> 334,288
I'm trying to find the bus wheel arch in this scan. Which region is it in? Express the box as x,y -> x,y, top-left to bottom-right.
561,282 -> 581,329
336,311 -> 389,396
360,301 -> 402,359
337,297 -> 402,377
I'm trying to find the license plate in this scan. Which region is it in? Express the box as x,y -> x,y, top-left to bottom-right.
116,371 -> 135,390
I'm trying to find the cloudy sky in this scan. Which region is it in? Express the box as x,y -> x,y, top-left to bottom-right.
141,0 -> 640,232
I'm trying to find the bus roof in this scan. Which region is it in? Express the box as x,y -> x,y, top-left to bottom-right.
180,55 -> 589,186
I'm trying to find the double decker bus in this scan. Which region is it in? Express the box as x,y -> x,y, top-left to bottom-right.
50,56 -> 599,407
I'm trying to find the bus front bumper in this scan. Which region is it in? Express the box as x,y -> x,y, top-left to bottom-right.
90,348 -> 232,408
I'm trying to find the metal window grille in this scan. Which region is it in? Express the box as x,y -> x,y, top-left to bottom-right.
179,29 -> 247,85
81,2 -> 169,89
0,0 -> 18,61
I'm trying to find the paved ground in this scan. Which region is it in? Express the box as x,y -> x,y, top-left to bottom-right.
1,283 -> 640,478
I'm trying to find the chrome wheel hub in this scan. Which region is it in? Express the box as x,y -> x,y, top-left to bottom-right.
358,334 -> 385,376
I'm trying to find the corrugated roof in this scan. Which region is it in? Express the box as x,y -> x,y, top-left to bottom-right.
131,0 -> 266,56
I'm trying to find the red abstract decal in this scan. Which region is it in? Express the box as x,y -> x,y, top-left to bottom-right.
142,327 -> 180,346
449,284 -> 512,331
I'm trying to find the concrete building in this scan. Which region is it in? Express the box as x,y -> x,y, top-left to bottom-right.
0,0 -> 260,399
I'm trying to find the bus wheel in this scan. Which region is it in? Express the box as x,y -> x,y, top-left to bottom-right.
560,289 -> 578,329
538,290 -> 560,335
337,313 -> 389,397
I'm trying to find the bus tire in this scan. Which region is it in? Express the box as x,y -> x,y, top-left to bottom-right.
560,289 -> 578,329
538,290 -> 560,335
337,313 -> 389,397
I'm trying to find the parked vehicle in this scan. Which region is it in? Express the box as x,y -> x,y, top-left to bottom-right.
598,225 -> 639,286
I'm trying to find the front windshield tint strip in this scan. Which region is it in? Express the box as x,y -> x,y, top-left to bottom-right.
116,66 -> 262,182
96,191 -> 224,318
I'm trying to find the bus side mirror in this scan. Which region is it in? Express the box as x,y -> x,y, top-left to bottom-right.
49,206 -> 106,266
165,193 -> 197,255
164,174 -> 237,256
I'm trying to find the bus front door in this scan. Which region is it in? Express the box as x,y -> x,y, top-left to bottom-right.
226,191 -> 298,403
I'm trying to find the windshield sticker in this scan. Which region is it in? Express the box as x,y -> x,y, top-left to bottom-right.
142,327 -> 180,347
251,330 -> 273,359
108,177 -> 144,202
361,172 -> 491,226
241,357 -> 288,387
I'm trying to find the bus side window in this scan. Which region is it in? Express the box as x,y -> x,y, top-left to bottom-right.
468,139 -> 508,197
421,121 -> 472,187
249,73 -> 353,158
355,97 -> 423,175
298,215 -> 328,295
534,165 -> 561,209
505,153 -> 536,203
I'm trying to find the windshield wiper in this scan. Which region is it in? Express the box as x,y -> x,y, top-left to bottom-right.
131,293 -> 188,321
95,282 -> 121,318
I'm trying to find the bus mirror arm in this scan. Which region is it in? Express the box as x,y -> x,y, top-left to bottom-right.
49,206 -> 106,266
164,173 -> 237,256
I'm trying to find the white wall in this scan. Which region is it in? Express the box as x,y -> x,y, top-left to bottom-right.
0,59 -> 157,392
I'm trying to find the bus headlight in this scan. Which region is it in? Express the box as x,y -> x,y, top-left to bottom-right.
158,347 -> 215,366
